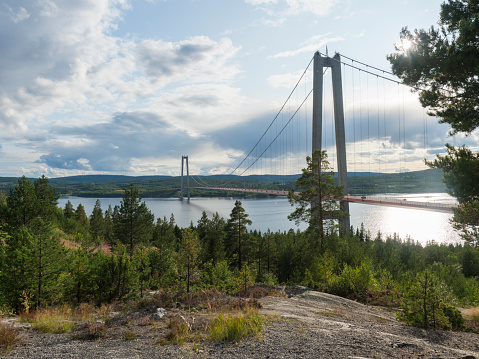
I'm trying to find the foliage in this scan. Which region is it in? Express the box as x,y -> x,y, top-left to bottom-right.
114,184 -> 154,255
197,211 -> 226,265
288,150 -> 346,250
166,316 -> 190,345
89,199 -> 104,244
0,174 -> 477,331
0,323 -> 17,355
397,270 -> 458,329
390,1 -> 479,248
225,200 -> 252,271
426,145 -> 479,203
87,321 -> 107,339
208,309 -> 262,342
426,144 -> 479,247
388,0 -> 479,134
177,228 -> 200,293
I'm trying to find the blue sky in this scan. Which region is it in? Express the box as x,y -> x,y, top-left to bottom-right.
0,0 -> 474,178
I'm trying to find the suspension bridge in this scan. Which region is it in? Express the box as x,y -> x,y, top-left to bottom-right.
178,51 -> 456,231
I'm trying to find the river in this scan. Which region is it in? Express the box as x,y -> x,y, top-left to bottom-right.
58,193 -> 460,246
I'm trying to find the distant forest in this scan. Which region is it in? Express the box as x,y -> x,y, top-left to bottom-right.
0,168 -> 445,198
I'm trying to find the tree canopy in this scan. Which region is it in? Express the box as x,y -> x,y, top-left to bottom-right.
387,0 -> 479,134
389,0 -> 479,247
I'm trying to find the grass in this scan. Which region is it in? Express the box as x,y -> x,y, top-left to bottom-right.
313,310 -> 345,318
19,304 -> 95,334
87,321 -> 107,339
165,316 -> 190,345
0,323 -> 18,355
208,309 -> 263,343
124,330 -> 136,340
463,306 -> 479,332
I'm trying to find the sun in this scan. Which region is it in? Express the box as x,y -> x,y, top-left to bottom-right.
401,39 -> 413,51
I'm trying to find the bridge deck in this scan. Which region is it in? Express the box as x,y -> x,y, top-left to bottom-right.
188,187 -> 455,213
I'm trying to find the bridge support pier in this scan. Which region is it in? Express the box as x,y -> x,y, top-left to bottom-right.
180,155 -> 190,201
313,52 -> 350,234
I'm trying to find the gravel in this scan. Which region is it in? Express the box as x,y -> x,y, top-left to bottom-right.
4,290 -> 479,359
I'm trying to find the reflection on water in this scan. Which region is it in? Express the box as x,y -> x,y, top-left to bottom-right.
58,193 -> 461,245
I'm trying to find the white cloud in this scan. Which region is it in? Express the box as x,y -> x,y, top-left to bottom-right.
285,0 -> 339,16
4,5 -> 30,23
135,37 -> 240,86
246,0 -> 339,19
0,1 -> 241,134
245,0 -> 278,4
269,34 -> 343,58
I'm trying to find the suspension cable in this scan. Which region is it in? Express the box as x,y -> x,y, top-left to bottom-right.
238,88 -> 314,176
228,56 -> 314,176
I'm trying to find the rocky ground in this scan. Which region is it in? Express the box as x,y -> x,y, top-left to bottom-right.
2,287 -> 479,359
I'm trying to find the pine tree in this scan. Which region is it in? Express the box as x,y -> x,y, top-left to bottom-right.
76,204 -> 87,225
89,199 -> 104,243
178,228 -> 200,293
197,211 -> 225,265
5,176 -> 37,229
34,175 -> 59,222
64,200 -> 74,219
104,205 -> 114,245
288,150 -> 346,251
388,1 -> 479,248
114,184 -> 154,255
398,270 -> 448,329
225,200 -> 252,271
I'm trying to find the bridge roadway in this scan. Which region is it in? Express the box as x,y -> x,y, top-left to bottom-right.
188,187 -> 455,213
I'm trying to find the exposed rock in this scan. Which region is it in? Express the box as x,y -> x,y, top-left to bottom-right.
153,307 -> 167,320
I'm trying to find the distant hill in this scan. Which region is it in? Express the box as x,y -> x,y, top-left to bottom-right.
0,168 -> 445,198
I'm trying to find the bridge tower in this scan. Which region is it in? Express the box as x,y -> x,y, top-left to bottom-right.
180,155 -> 190,201
312,52 -> 350,233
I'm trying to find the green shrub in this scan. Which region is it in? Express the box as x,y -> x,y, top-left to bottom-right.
397,269 -> 460,329
327,262 -> 374,297
442,304 -> 465,330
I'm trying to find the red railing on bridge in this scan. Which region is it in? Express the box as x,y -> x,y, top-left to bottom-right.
188,187 -> 455,213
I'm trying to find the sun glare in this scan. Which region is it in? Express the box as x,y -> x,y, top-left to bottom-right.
401,39 -> 412,51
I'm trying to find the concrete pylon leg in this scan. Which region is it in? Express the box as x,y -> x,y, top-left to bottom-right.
313,52 -> 350,234
180,155 -> 190,201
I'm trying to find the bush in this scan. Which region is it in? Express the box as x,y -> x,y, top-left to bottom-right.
442,304 -> 465,330
327,263 -> 374,297
397,269 -> 461,329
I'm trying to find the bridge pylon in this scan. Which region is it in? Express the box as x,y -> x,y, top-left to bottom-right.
313,52 -> 350,233
180,155 -> 190,201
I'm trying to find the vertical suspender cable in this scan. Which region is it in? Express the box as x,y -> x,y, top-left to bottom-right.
352,61 -> 356,176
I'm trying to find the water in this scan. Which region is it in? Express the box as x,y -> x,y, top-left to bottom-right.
58,193 -> 461,245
